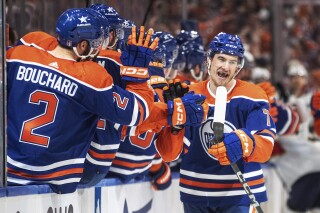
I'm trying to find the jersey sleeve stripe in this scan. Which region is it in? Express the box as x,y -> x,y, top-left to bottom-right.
7,156 -> 85,171
89,141 -> 120,150
112,159 -> 151,168
129,90 -> 150,121
85,154 -> 113,166
109,165 -> 152,175
8,167 -> 83,179
115,152 -> 155,160
87,149 -> 116,159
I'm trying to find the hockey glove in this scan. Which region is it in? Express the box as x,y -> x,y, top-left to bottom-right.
258,81 -> 279,123
269,101 -> 279,123
311,92 -> 320,118
257,81 -> 276,101
149,162 -> 172,191
208,128 -> 255,165
120,26 -> 159,82
149,62 -> 168,89
163,79 -> 190,133
163,79 -> 189,103
167,91 -> 207,127
149,61 -> 165,77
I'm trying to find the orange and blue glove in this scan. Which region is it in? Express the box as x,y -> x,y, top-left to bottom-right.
163,79 -> 190,133
120,26 -> 159,82
167,91 -> 207,127
208,128 -> 255,165
149,162 -> 172,191
149,62 -> 168,89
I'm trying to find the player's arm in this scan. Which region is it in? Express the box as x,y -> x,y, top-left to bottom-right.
94,26 -> 158,126
209,98 -> 276,165
120,89 -> 208,136
241,101 -> 277,163
258,81 -> 300,135
148,154 -> 172,190
154,126 -> 186,162
271,100 -> 300,135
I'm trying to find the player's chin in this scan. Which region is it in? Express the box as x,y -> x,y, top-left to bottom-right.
215,76 -> 229,85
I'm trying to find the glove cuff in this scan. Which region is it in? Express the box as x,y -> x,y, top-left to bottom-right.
150,76 -> 168,89
171,98 -> 186,126
120,66 -> 150,82
233,128 -> 255,158
148,65 -> 165,77
149,163 -> 172,191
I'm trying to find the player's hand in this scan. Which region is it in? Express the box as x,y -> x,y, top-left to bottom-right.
208,128 -> 255,165
120,26 -> 158,68
163,79 -> 190,133
269,101 -> 279,123
163,79 -> 190,103
257,81 -> 276,103
311,92 -> 320,118
258,81 -> 279,123
149,162 -> 172,191
120,26 -> 159,82
167,91 -> 207,127
149,62 -> 168,89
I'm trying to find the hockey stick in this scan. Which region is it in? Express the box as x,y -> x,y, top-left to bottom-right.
142,0 -> 155,26
211,86 -> 264,213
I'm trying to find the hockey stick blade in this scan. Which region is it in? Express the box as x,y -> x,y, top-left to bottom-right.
211,86 -> 264,213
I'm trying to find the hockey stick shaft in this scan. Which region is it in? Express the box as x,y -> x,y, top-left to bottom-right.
212,86 -> 263,213
230,163 -> 264,213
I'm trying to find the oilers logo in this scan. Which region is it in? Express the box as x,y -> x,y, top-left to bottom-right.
199,116 -> 236,160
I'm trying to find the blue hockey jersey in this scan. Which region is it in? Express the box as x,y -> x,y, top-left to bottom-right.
157,79 -> 276,206
6,43 -> 154,194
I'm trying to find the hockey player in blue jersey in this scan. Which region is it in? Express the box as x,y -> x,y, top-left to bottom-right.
156,32 -> 276,213
6,8 -> 159,194
105,31 -> 180,190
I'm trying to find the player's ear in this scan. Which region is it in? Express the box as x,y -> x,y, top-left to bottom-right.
77,40 -> 89,52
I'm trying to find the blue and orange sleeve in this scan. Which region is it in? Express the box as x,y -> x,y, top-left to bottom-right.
155,127 -> 185,162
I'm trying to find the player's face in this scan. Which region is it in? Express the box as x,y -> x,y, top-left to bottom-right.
209,53 -> 239,88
